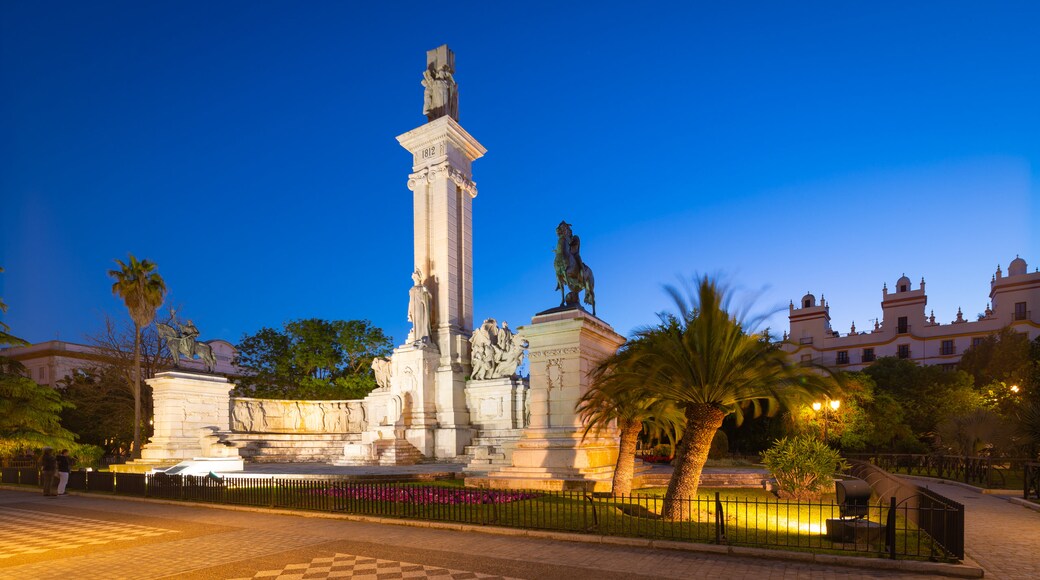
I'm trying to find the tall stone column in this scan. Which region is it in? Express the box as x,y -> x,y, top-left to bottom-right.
397,115 -> 486,458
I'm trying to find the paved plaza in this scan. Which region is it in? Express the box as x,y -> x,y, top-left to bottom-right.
0,486 -> 998,580
907,479 -> 1040,580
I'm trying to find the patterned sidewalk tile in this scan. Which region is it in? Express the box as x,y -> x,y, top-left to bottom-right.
228,552 -> 523,580
0,505 -> 176,559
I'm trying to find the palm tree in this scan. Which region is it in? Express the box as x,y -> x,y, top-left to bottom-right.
108,254 -> 166,456
578,340 -> 685,496
630,276 -> 835,520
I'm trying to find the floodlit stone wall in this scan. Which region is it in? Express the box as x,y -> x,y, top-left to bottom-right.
230,398 -> 367,434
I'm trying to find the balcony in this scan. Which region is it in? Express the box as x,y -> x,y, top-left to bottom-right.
1013,310 -> 1031,321
861,353 -> 876,363
799,337 -> 814,345
896,324 -> 911,334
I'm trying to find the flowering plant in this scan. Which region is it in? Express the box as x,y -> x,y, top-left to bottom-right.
314,485 -> 538,505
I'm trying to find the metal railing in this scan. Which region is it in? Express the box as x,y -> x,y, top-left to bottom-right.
0,467 -> 962,561
847,453 -> 1032,489
1026,463 -> 1040,500
848,460 -> 963,559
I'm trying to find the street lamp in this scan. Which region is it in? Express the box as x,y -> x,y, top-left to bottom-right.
812,399 -> 841,444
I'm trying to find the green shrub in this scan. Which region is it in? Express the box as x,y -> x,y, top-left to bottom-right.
762,435 -> 848,500
70,443 -> 105,468
708,430 -> 729,459
650,443 -> 673,457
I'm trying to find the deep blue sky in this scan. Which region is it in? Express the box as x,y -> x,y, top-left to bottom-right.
2,1 -> 1037,347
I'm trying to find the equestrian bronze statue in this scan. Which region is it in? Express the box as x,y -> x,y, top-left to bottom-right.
553,221 -> 596,315
157,312 -> 217,372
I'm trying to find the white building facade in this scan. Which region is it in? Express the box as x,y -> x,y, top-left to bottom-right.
1,339 -> 239,388
784,256 -> 1040,371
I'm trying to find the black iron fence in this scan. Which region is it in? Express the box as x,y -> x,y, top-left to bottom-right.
848,460 -> 963,559
847,453 -> 1032,489
1025,462 -> 1040,500
0,467 -> 963,561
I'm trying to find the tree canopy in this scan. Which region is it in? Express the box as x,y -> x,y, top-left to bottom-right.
235,318 -> 393,399
958,328 -> 1032,389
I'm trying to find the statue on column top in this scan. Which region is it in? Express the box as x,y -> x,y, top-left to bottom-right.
422,45 -> 459,122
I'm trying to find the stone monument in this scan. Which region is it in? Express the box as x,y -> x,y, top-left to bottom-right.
393,44 -> 486,459
481,224 -> 624,491
127,319 -> 244,472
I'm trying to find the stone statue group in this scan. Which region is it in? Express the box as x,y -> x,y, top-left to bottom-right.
231,399 -> 367,433
470,318 -> 528,380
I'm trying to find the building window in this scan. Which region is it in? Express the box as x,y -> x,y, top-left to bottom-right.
940,364 -> 958,372
800,354 -> 812,366
941,340 -> 955,356
862,348 -> 875,363
971,337 -> 984,349
897,316 -> 908,334
836,351 -> 849,365
803,299 -> 811,308
900,283 -> 908,292
799,337 -> 813,345
897,344 -> 910,359
1015,302 -> 1028,321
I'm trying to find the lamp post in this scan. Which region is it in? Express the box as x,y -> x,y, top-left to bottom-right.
812,399 -> 841,444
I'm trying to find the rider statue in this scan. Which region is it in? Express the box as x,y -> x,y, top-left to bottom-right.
553,221 -> 596,315
157,308 -> 216,372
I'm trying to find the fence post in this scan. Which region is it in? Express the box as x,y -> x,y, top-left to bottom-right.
885,496 -> 896,560
714,491 -> 726,544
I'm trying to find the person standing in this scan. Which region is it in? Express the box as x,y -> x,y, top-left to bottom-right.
56,449 -> 72,495
40,448 -> 57,497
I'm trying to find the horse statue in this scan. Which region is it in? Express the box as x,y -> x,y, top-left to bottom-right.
157,320 -> 217,373
553,221 -> 596,315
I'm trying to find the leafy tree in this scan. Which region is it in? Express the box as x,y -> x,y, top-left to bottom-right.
235,318 -> 393,399
788,372 -> 914,452
108,254 -> 167,456
958,328 -> 1032,389
1,275 -> 26,344
578,337 -> 685,496
627,277 -> 835,520
0,370 -> 77,455
864,357 -> 982,441
937,408 -> 1013,456
58,367 -> 135,453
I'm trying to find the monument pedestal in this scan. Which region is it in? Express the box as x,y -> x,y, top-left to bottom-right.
134,371 -> 239,466
482,308 -> 625,491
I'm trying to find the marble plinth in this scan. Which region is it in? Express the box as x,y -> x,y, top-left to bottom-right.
481,308 -> 625,491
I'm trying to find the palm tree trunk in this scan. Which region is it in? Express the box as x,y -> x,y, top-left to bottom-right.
661,403 -> 726,520
612,419 -> 641,496
132,323 -> 142,458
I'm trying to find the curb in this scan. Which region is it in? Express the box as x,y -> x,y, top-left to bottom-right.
901,475 -> 1018,495
1006,496 -> 1040,512
0,485 -> 982,578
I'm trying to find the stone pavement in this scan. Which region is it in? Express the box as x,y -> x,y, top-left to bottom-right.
907,478 -> 1040,580
0,488 -> 946,580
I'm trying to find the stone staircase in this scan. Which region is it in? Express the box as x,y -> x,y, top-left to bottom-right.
332,436 -> 424,466
461,428 -> 524,474
228,433 -> 361,463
